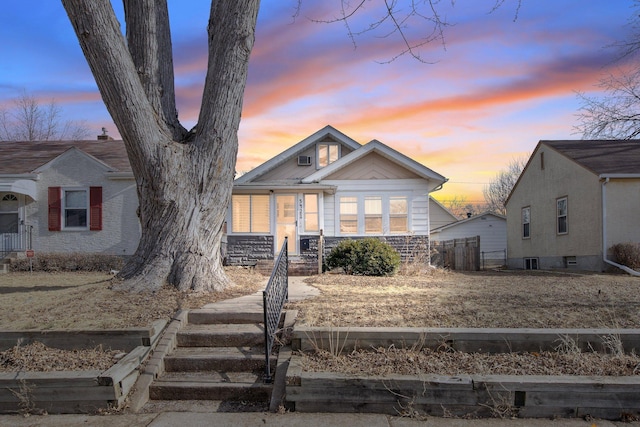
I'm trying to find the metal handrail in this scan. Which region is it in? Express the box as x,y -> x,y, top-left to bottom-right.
262,237 -> 288,383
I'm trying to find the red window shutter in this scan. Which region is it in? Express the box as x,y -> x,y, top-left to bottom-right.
89,187 -> 103,231
48,187 -> 61,231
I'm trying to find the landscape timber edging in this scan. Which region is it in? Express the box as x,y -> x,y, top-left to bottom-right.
0,319 -> 168,414
287,326 -> 640,420
286,360 -> 640,419
0,319 -> 167,352
291,326 -> 640,354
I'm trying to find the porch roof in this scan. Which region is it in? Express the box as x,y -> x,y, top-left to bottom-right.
0,178 -> 38,200
232,182 -> 337,193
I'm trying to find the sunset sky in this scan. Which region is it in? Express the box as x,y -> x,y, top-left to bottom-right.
0,1 -> 635,205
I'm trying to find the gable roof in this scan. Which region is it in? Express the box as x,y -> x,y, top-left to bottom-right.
235,125 -> 361,184
542,140 -> 640,175
33,146 -> 115,173
430,211 -> 505,233
302,139 -> 447,186
429,196 -> 459,221
0,140 -> 131,174
506,139 -> 640,207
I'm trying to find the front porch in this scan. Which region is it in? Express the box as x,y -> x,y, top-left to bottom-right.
225,234 -> 430,276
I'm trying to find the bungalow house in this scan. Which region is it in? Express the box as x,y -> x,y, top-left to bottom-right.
0,139 -> 139,259
430,212 -> 507,268
505,140 -> 640,272
226,125 -> 448,272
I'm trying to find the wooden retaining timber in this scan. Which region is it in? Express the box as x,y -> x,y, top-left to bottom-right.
287,327 -> 640,420
0,320 -> 166,414
292,326 -> 640,354
286,363 -> 640,419
0,319 -> 166,351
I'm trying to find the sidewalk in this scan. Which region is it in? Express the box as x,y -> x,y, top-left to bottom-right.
2,411 -> 638,426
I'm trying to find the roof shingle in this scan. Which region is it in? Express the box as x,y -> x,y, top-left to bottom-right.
543,140 -> 640,175
0,140 -> 130,174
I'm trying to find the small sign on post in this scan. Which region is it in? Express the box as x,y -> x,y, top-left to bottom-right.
26,250 -> 34,273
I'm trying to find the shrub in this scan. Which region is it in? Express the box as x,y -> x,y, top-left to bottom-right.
611,242 -> 640,270
9,252 -> 125,272
326,238 -> 400,276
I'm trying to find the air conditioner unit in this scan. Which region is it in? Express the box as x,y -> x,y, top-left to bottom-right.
298,155 -> 312,166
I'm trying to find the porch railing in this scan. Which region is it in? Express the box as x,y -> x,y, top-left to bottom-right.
0,226 -> 32,260
262,237 -> 288,383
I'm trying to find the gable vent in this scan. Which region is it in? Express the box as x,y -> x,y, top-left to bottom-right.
298,155 -> 312,166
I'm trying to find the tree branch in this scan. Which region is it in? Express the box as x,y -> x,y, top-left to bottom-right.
62,0 -> 161,168
123,0 -> 187,141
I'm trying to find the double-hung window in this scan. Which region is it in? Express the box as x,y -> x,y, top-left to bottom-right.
232,194 -> 270,233
63,189 -> 88,228
303,194 -> 319,232
48,186 -> 102,231
556,197 -> 568,234
318,143 -> 339,168
364,196 -> 382,234
389,197 -> 408,233
522,206 -> 530,239
339,196 -> 358,234
339,194 -> 410,235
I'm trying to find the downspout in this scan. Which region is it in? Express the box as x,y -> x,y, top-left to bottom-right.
601,176 -> 640,276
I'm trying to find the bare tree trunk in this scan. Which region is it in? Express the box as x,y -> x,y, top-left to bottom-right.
62,0 -> 260,292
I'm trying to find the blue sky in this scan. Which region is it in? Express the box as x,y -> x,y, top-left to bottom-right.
0,1 -> 634,204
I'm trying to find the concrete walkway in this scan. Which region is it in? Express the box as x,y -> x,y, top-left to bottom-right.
201,275 -> 320,310
2,410 -> 640,426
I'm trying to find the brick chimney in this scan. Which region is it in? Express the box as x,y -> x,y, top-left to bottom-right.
97,127 -> 113,141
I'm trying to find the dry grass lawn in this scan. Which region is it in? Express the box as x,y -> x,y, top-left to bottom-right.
290,269 -> 640,378
2,267 -> 640,374
0,267 -> 265,330
288,269 -> 640,329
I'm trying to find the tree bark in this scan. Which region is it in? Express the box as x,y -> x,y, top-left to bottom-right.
61,0 -> 260,292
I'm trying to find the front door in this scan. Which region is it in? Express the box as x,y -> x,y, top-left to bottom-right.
275,194 -> 297,255
0,193 -> 20,252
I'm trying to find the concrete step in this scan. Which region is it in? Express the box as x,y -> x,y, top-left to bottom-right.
149,371 -> 272,402
188,308 -> 264,325
177,324 -> 264,347
164,347 -> 275,373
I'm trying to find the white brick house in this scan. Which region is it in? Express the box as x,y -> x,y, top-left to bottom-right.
0,140 -> 139,257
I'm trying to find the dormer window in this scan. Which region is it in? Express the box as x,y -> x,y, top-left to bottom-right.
318,143 -> 339,168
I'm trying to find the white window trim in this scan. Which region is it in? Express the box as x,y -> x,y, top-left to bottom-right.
522,206 -> 530,239
302,193 -> 320,234
556,196 -> 568,235
62,187 -> 89,231
336,193 -> 411,236
316,143 -> 341,169
231,194 -> 271,234
389,196 -> 409,234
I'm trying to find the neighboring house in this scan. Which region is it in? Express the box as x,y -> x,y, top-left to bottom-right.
0,139 -> 139,258
430,212 -> 507,267
505,140 -> 640,272
226,125 -> 448,271
428,196 -> 459,231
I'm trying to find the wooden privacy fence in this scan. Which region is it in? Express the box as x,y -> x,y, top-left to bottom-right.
432,236 -> 480,271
